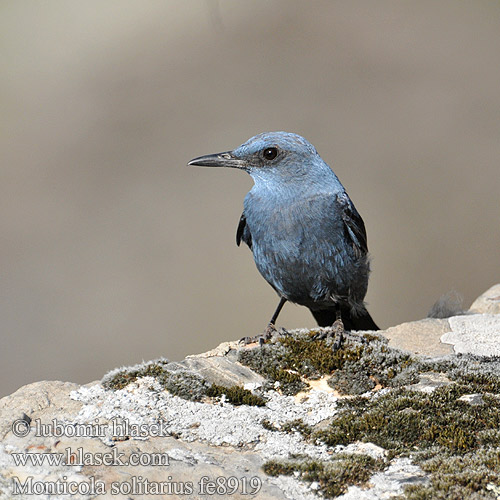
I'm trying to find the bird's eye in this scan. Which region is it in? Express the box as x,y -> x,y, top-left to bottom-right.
263,147 -> 278,160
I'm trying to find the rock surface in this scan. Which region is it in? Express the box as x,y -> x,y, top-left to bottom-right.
442,314 -> 500,356
1,285 -> 500,499
469,284 -> 500,315
383,318 -> 453,356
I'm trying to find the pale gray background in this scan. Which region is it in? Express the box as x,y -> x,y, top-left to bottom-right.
2,1 -> 500,397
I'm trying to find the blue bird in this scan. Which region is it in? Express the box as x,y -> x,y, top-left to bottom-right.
188,132 -> 379,338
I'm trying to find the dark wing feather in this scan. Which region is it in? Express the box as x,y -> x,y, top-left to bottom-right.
337,193 -> 368,256
236,212 -> 252,249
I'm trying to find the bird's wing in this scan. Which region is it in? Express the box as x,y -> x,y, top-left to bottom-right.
236,212 -> 252,249
337,192 -> 368,256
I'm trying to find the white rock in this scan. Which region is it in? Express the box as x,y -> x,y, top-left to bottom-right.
442,314 -> 500,356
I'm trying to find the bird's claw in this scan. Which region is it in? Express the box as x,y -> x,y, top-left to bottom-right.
312,319 -> 345,351
239,323 -> 288,345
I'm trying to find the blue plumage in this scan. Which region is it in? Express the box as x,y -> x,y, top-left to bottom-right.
189,132 -> 378,331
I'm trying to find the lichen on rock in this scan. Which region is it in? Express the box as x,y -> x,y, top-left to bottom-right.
1,285 -> 500,499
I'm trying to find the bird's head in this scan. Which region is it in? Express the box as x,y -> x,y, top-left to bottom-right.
188,132 -> 333,187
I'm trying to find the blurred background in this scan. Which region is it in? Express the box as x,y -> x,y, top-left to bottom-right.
2,1 -> 500,397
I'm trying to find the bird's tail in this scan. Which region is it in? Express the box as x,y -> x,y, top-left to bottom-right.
310,306 -> 379,331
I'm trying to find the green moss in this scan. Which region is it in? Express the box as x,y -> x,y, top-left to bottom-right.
280,418 -> 313,438
259,418 -> 313,436
264,454 -> 385,498
309,380 -> 500,498
327,341 -> 420,395
278,334 -> 364,377
401,448 -> 500,499
449,368 -> 500,394
266,366 -> 307,395
206,383 -> 266,406
102,360 -> 212,401
102,359 -> 171,390
328,366 -> 376,395
263,459 -> 298,476
240,331 -> 423,397
163,371 -> 210,401
238,332 -> 365,395
238,342 -> 307,395
314,384 -> 500,453
362,332 -> 384,342
104,364 -> 266,406
261,419 -> 279,432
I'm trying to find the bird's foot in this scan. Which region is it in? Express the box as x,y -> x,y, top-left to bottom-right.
240,323 -> 287,346
312,319 -> 345,351
312,322 -> 368,350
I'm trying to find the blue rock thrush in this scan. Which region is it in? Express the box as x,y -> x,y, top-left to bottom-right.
188,132 -> 379,338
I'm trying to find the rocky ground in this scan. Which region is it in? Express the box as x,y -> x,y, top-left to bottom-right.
1,284 -> 499,500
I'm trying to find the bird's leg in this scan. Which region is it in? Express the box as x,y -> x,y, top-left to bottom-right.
331,306 -> 345,350
265,296 -> 287,335
240,297 -> 287,345
311,305 -> 345,350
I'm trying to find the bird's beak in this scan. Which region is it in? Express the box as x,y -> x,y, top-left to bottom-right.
187,151 -> 246,169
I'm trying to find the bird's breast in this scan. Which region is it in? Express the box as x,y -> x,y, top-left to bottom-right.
243,192 -> 356,302
244,192 -> 342,249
